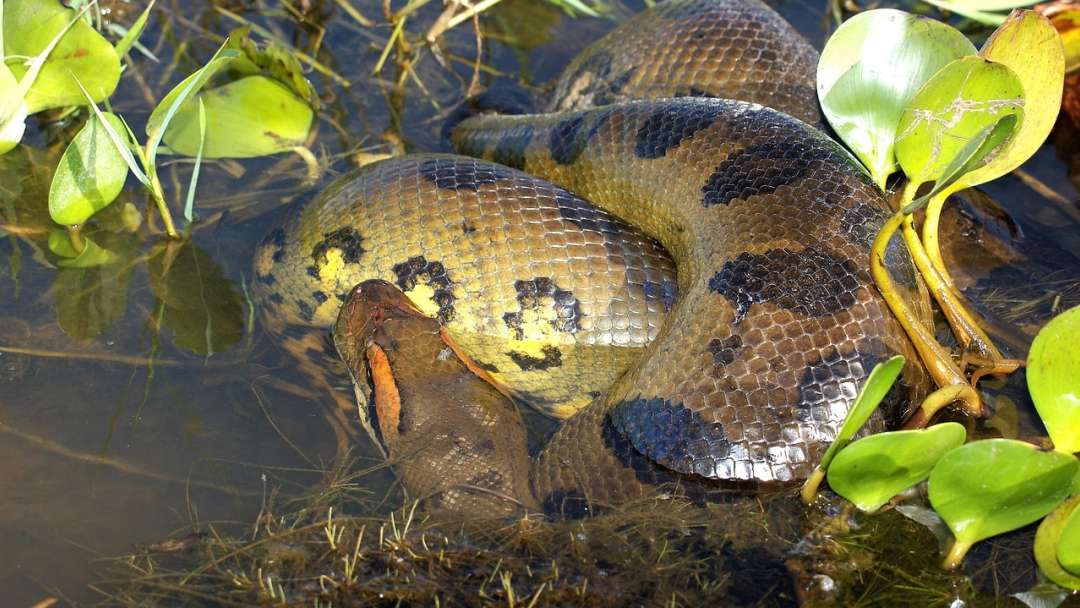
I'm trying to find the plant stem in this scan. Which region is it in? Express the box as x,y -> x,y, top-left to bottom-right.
66,224 -> 85,253
900,212 -> 1002,360
920,191 -> 954,289
902,383 -> 979,429
800,466 -> 826,504
148,172 -> 180,239
292,146 -> 321,185
870,211 -> 978,413
942,538 -> 972,570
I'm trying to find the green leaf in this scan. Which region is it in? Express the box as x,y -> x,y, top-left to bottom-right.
817,9 -> 976,188
817,355 -> 906,471
47,229 -> 118,267
828,423 -> 967,512
895,56 -> 1024,187
1061,498 -> 1080,574
1034,494 -> 1080,590
48,111 -> 129,226
113,0 -> 154,58
222,27 -> 319,110
0,63 -> 27,154
902,116 -> 1018,214
162,75 -> 314,158
145,44 -> 239,167
945,10 -> 1065,194
1027,304 -> 1080,454
930,439 -> 1079,568
3,0 -> 121,113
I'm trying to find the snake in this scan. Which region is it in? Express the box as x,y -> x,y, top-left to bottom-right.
253,0 -> 934,510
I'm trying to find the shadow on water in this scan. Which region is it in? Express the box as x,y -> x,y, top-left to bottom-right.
1,0 -> 1079,605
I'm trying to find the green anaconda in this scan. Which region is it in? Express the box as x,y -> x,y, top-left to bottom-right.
253,0 -> 933,497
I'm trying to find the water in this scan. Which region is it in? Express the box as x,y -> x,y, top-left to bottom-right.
1,0 -> 1077,604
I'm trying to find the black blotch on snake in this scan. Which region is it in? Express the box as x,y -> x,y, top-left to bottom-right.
610,397 -> 733,478
392,256 -> 457,323
311,227 -> 366,273
508,346 -> 563,371
418,157 -> 517,191
634,103 -> 721,159
701,138 -> 834,207
708,248 -> 863,322
549,111 -> 612,165
502,278 -> 582,340
708,334 -> 744,366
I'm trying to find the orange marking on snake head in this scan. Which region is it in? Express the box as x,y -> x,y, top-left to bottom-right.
365,342 -> 401,444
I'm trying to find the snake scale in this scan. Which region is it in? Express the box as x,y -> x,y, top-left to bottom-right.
254,0 -> 933,510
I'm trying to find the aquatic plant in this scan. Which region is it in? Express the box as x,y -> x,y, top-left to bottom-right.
820,7 -> 1064,426
804,304 -> 1080,592
3,0 -> 318,250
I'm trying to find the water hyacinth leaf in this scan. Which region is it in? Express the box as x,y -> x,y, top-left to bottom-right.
222,28 -> 319,110
817,9 -> 976,188
801,355 -> 905,502
929,439 -> 1079,569
162,75 -> 314,158
145,45 -> 239,165
949,10 -> 1065,192
1027,305 -> 1080,454
47,229 -> 118,267
828,423 -> 967,513
3,0 -> 121,113
1034,495 -> 1080,589
0,64 -> 27,154
1061,501 -> 1080,574
896,56 -> 1024,187
48,112 -> 129,226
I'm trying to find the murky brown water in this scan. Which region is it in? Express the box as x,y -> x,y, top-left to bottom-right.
1,0 -> 1078,605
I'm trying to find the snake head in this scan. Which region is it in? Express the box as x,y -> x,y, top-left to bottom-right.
333,279 -> 432,456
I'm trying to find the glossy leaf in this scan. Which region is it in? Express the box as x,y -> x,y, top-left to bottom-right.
817,355 -> 906,473
828,423 -> 966,512
3,0 -> 121,113
946,10 -> 1065,194
896,56 -> 1024,187
817,9 -> 975,188
1061,498 -> 1080,574
48,112 -> 129,225
222,28 -> 319,110
145,45 -> 239,166
929,439 -> 1079,568
47,229 -> 118,267
0,64 -> 27,154
1034,494 -> 1080,589
1027,305 -> 1080,454
162,75 -> 314,158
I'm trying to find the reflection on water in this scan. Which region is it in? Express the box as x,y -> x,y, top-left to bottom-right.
0,0 -> 1078,604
